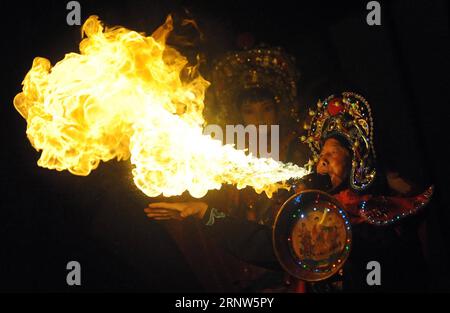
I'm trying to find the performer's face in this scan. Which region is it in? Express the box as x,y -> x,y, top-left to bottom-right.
239,99 -> 278,130
316,138 -> 351,189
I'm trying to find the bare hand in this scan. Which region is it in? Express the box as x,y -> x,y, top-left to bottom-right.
144,201 -> 209,221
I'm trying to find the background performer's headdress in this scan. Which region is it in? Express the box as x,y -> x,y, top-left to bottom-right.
303,92 -> 377,191
211,47 -> 300,123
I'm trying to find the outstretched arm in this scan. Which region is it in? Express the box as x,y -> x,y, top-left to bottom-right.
145,202 -> 282,271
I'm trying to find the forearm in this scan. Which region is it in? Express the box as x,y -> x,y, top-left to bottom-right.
200,207 -> 283,271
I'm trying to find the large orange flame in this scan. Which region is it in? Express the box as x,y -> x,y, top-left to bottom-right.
14,15 -> 309,198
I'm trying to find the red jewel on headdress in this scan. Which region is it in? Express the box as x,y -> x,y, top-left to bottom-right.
327,98 -> 344,116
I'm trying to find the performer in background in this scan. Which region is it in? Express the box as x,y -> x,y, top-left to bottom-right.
161,46 -> 311,292
146,92 -> 433,292
208,46 -> 310,224
207,47 -> 311,291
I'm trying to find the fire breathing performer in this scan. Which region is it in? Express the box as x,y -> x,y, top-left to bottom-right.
145,91 -> 433,292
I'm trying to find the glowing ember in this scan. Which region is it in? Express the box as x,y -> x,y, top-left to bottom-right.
13,15 -> 309,198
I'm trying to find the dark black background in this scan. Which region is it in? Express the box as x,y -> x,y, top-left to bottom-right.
0,0 -> 448,292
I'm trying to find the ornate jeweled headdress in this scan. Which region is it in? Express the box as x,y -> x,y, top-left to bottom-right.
302,92 -> 376,191
211,47 -> 300,124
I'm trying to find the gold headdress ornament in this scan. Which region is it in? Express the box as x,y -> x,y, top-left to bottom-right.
211,47 -> 300,124
302,92 -> 377,191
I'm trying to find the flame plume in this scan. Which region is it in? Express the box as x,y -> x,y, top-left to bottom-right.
14,15 -> 309,198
